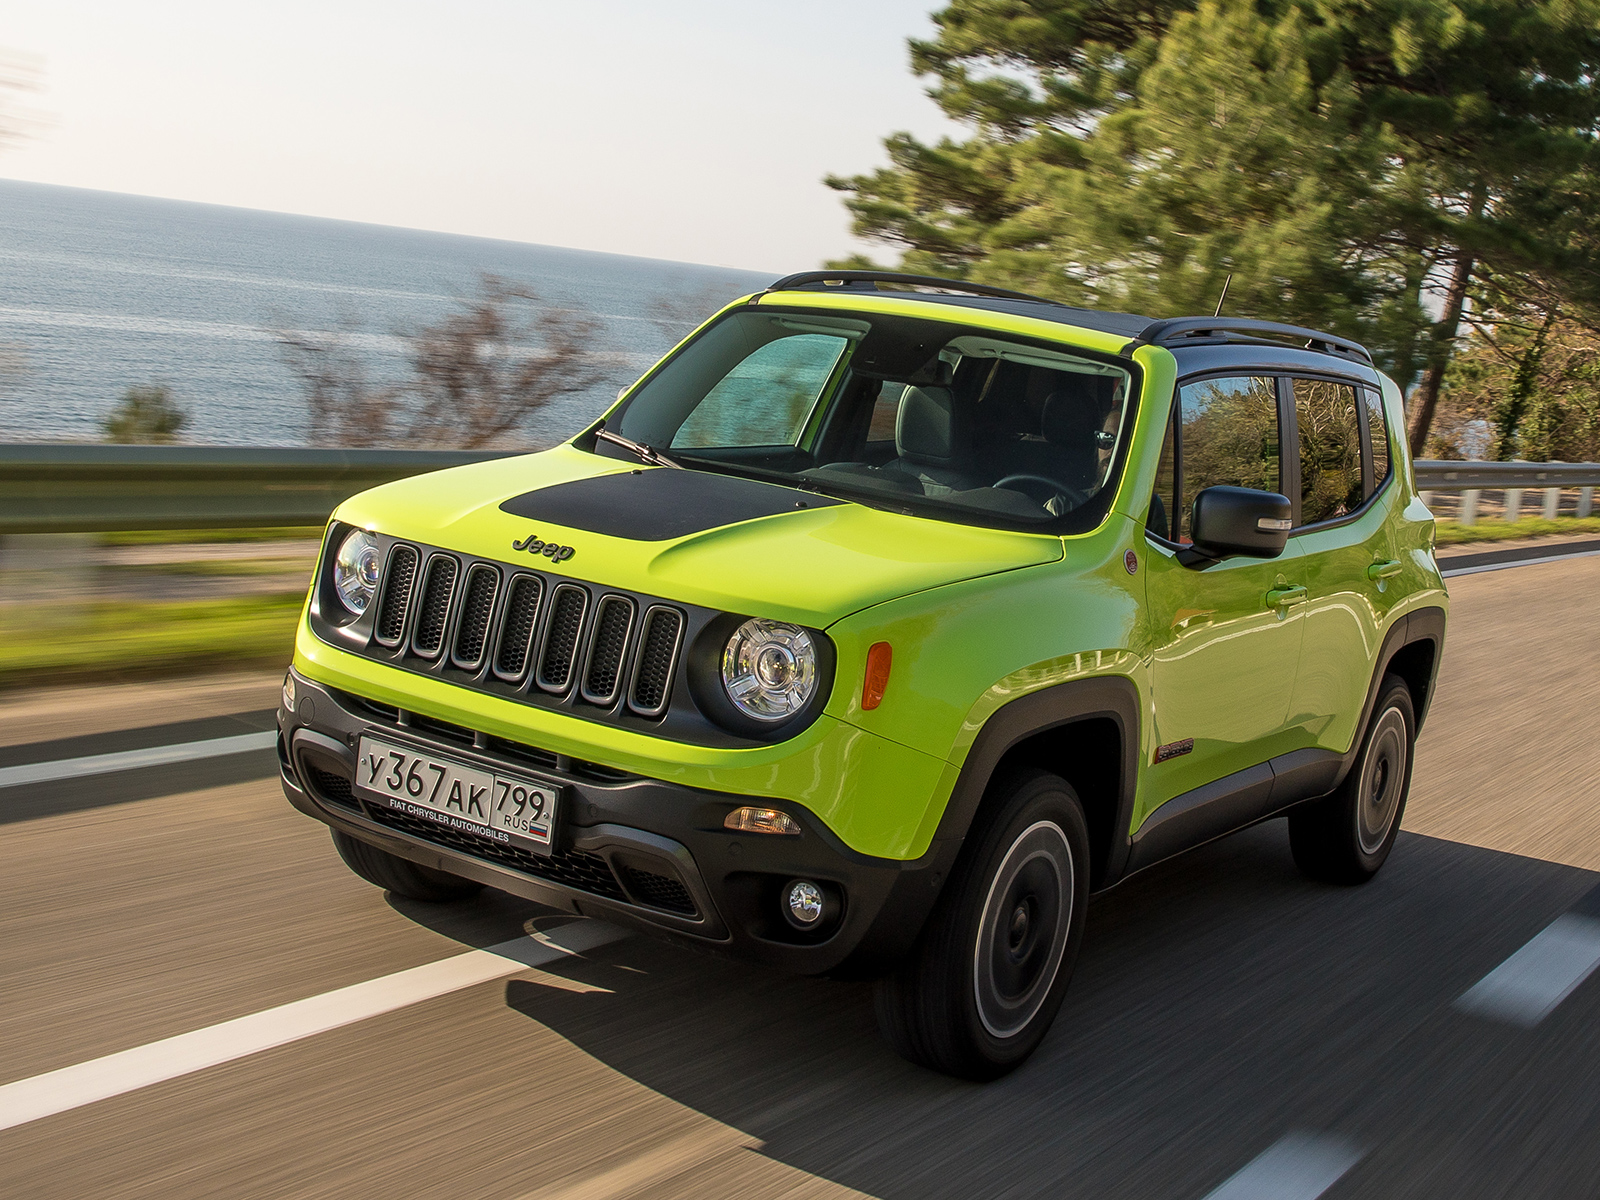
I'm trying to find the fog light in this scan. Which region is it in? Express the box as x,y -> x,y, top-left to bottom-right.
724,806 -> 801,836
281,672 -> 297,714
785,879 -> 824,927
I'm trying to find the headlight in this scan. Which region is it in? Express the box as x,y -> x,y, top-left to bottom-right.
332,530 -> 381,615
721,618 -> 817,721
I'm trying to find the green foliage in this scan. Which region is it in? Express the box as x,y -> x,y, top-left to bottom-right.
830,0 -> 1600,394
1435,516 -> 1600,545
100,384 -> 188,444
0,593 -> 303,686
1437,314 -> 1600,461
98,526 -> 323,546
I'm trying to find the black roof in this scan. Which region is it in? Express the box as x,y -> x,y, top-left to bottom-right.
763,271 -> 1372,366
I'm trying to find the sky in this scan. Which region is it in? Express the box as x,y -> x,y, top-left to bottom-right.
0,0 -> 958,272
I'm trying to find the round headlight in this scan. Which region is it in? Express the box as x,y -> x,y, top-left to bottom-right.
332,530 -> 382,615
721,618 -> 817,721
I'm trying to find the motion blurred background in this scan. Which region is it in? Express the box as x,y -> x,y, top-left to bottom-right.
6,0 -> 1600,684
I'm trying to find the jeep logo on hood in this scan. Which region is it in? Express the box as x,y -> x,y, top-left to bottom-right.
512,533 -> 576,562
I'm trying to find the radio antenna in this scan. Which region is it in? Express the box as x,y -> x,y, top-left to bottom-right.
1213,273 -> 1233,318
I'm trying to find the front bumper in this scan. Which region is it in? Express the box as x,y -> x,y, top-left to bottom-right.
279,672 -> 954,975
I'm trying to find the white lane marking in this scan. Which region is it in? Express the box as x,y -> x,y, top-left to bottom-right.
1454,913 -> 1600,1027
0,920 -> 626,1132
1441,547 -> 1600,577
1202,1133 -> 1363,1200
0,730 -> 278,790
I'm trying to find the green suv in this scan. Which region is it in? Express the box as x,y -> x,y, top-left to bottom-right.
279,271 -> 1446,1079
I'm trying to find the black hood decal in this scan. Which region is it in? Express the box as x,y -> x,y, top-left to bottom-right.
499,468 -> 842,542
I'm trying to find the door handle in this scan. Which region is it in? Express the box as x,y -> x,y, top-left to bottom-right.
1367,559 -> 1403,580
1266,585 -> 1308,609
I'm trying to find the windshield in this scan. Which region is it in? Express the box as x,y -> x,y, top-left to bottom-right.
602,307 -> 1136,530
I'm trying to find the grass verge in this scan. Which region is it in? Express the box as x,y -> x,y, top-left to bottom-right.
0,593 -> 304,687
99,526 -> 324,546
1434,516 -> 1600,545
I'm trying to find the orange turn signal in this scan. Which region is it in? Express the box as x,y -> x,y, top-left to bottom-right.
862,641 -> 892,710
723,807 -> 802,836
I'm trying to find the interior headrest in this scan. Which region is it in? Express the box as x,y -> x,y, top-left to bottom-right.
1040,389 -> 1097,447
896,386 -> 955,465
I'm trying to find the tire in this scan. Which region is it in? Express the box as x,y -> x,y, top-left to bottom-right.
1289,674 -> 1415,884
331,829 -> 483,903
874,770 -> 1090,1080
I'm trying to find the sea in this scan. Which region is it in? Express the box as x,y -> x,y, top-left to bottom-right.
0,178 -> 778,447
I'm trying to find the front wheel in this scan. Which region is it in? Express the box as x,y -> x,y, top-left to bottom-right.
331,829 -> 484,903
874,770 -> 1090,1080
1289,674 -> 1416,884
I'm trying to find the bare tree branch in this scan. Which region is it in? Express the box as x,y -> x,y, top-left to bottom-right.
404,277 -> 607,448
275,274 -> 611,448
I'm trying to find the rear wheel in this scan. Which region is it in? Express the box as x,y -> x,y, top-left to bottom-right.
874,770 -> 1089,1080
1289,674 -> 1415,884
331,829 -> 483,903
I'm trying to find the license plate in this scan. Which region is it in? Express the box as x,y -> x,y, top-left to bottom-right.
354,735 -> 559,853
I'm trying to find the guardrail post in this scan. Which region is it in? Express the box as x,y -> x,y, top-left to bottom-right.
1581,487 -> 1594,519
1460,489 -> 1480,526
1544,486 -> 1561,520
1419,490 -> 1436,511
1505,486 -> 1523,523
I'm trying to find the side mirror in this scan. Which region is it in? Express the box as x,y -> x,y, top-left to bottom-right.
1179,485 -> 1292,567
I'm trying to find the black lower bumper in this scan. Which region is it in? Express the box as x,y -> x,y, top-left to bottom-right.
278,672 -> 956,976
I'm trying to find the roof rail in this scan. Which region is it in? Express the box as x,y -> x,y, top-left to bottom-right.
763,270 -> 1065,308
1140,317 -> 1372,364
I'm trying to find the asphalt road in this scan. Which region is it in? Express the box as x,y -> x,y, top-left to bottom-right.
2,552 -> 1599,1199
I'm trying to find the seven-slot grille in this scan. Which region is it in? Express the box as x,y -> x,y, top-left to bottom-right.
362,540 -> 684,719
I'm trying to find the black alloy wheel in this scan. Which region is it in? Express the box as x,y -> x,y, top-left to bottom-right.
874,769 -> 1090,1080
1289,673 -> 1416,884
331,829 -> 484,903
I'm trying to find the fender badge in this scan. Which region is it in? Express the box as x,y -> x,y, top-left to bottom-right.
1124,549 -> 1139,575
512,533 -> 576,562
1155,737 -> 1193,764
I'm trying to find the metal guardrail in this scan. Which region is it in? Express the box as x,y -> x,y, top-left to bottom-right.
1414,459 -> 1600,525
1414,460 -> 1600,490
2,446 -> 1597,535
0,445 -> 514,534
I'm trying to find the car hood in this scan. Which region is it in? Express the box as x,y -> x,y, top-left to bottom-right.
332,446 -> 1063,627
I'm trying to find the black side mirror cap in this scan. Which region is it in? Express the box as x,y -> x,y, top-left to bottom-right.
1178,485 -> 1292,567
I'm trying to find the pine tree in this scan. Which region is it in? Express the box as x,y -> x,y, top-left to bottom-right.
829,0 -> 1600,452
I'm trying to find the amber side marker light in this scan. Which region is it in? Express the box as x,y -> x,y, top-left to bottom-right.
862,641 -> 893,710
724,807 -> 802,836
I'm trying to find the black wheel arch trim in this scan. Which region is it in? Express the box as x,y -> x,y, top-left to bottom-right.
929,675 -> 1142,892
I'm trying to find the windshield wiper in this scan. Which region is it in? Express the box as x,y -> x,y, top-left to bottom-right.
593,426 -> 683,469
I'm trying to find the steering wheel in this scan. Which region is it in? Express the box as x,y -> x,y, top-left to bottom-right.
991,473 -> 1089,513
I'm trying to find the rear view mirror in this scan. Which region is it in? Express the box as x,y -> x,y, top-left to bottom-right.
1179,485 -> 1292,567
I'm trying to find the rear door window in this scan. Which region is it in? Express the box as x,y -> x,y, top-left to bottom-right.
1293,379 -> 1363,526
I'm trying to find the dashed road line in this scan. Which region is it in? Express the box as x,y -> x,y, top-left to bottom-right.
1455,909 -> 1600,1027
0,730 -> 278,790
0,920 -> 625,1133
1201,1133 -> 1363,1200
